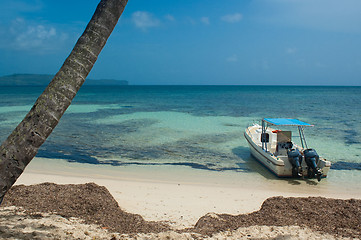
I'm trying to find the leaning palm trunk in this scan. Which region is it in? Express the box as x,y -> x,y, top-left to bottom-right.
0,0 -> 128,201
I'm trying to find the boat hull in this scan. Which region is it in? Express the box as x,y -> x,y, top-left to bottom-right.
245,131 -> 289,177
244,125 -> 331,178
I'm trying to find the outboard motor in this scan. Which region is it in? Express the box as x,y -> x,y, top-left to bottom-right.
304,149 -> 322,181
287,149 -> 302,177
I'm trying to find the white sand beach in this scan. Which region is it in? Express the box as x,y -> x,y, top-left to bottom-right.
13,157 -> 361,231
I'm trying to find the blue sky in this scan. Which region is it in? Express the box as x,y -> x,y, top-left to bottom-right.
0,0 -> 361,85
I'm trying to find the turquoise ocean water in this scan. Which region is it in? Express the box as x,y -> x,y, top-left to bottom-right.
0,85 -> 360,181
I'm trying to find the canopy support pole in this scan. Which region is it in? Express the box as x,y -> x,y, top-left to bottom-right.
298,126 -> 308,149
261,119 -> 268,152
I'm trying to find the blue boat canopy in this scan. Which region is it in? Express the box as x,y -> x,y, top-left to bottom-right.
263,118 -> 313,127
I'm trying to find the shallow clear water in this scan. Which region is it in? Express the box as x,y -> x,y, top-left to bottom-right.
0,85 -> 360,181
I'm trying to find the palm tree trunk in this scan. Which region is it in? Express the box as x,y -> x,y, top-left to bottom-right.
0,0 -> 128,200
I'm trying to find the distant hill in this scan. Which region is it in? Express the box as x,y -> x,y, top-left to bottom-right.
0,74 -> 128,86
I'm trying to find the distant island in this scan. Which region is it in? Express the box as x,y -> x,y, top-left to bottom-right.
0,74 -> 128,86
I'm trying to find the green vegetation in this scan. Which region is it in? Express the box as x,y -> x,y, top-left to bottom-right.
0,74 -> 128,86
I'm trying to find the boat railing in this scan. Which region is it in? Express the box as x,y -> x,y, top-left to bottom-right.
245,126 -> 252,136
245,121 -> 259,136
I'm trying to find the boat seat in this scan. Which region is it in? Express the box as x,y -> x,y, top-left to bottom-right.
260,132 -> 278,153
277,131 -> 292,142
274,131 -> 292,155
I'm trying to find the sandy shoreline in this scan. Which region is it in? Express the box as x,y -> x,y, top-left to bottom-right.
1,157 -> 360,239
0,204 -> 347,240
2,183 -> 360,240
13,157 -> 361,229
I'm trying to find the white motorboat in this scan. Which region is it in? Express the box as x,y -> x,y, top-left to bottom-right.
244,118 -> 331,181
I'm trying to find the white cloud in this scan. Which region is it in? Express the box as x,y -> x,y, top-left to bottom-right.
250,0 -> 361,33
200,17 -> 210,25
253,59 -> 270,70
15,25 -> 56,49
0,0 -> 43,15
132,11 -> 160,31
221,13 -> 243,23
226,54 -> 238,62
3,18 -> 68,52
185,17 -> 196,25
164,14 -> 175,22
286,47 -> 297,54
